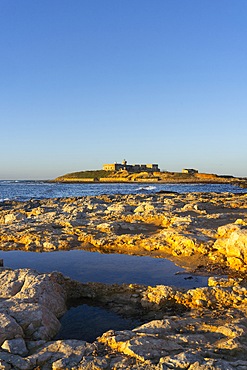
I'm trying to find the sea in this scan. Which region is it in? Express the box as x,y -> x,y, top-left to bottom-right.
0,179 -> 246,202
0,180 -> 245,340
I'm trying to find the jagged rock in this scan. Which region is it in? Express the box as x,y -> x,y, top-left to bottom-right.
214,224 -> 247,270
0,312 -> 24,346
4,213 -> 26,224
1,338 -> 28,356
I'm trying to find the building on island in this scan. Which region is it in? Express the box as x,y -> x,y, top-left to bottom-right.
103,160 -> 160,173
182,168 -> 198,174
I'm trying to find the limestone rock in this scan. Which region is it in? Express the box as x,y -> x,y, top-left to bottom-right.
0,359 -> 11,370
0,190 -> 247,368
1,192 -> 247,274
0,267 -> 247,368
0,313 -> 24,346
4,212 -> 26,224
214,225 -> 247,270
0,269 -> 26,298
1,338 -> 28,356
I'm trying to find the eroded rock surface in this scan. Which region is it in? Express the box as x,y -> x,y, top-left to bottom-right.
0,267 -> 247,369
1,192 -> 247,272
1,192 -> 247,368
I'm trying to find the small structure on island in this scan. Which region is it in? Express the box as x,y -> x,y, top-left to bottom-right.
182,168 -> 198,174
103,160 -> 160,173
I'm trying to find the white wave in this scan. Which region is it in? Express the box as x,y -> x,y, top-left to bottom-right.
136,185 -> 157,191
0,198 -> 10,202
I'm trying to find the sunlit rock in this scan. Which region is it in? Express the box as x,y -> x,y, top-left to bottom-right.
1,192 -> 247,274
0,191 -> 247,368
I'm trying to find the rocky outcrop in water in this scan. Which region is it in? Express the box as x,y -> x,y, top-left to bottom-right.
0,266 -> 247,369
1,192 -> 247,272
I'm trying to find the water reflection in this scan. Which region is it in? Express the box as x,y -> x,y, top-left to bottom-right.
55,298 -> 142,342
0,249 -> 209,342
0,249 -> 208,288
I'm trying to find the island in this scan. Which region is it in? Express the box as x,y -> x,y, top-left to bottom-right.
53,159 -> 247,187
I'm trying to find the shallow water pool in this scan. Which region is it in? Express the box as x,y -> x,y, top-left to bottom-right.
0,249 -> 209,342
0,249 -> 208,288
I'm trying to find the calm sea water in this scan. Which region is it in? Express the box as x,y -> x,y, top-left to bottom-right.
0,180 -> 245,202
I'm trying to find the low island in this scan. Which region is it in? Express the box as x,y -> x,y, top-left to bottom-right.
53,159 -> 247,188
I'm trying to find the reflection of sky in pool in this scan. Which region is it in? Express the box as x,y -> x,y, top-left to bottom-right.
0,249 -> 208,288
0,249 -> 209,342
55,299 -> 142,342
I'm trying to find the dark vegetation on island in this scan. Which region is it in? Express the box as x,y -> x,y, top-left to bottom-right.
56,170 -> 111,180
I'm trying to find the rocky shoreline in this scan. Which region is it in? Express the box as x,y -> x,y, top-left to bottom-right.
0,267 -> 247,369
0,191 -> 247,369
1,191 -> 247,272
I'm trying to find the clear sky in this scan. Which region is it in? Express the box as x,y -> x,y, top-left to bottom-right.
1,0 -> 247,179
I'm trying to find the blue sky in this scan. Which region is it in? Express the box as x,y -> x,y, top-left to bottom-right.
1,0 -> 247,179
